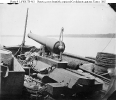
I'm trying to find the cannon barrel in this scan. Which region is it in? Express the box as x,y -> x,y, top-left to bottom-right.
28,33 -> 65,54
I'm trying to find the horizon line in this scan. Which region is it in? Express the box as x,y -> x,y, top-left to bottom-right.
1,33 -> 116,38
47,33 -> 116,38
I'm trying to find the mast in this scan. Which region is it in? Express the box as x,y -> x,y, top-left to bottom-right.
22,8 -> 29,46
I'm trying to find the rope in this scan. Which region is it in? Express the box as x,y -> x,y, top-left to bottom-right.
59,27 -> 64,42
102,34 -> 115,52
96,52 -> 116,68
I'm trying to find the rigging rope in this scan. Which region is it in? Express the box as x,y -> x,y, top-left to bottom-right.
102,34 -> 115,52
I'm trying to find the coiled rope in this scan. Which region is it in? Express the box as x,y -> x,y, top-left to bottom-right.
95,52 -> 116,68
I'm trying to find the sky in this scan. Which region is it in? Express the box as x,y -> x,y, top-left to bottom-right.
0,3 -> 116,36
0,3 -> 116,57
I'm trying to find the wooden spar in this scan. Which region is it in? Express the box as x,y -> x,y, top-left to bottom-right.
63,52 -> 95,63
22,8 -> 29,46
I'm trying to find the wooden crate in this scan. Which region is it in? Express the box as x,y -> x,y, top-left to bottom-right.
0,57 -> 25,99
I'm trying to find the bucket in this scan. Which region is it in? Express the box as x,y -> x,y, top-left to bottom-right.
0,49 -> 13,70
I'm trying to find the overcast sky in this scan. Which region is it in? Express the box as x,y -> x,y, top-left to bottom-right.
0,3 -> 116,36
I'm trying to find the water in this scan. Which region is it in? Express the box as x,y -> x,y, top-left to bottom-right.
1,4 -> 116,57
1,36 -> 115,57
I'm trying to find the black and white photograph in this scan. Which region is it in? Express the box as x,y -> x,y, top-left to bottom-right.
0,0 -> 116,100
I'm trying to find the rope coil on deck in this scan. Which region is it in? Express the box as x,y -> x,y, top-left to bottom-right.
95,52 -> 116,68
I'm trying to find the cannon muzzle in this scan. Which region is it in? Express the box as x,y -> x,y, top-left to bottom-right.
28,33 -> 65,54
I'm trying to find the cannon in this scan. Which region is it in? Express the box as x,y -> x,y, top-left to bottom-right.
28,33 -> 65,55
16,33 -> 105,100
